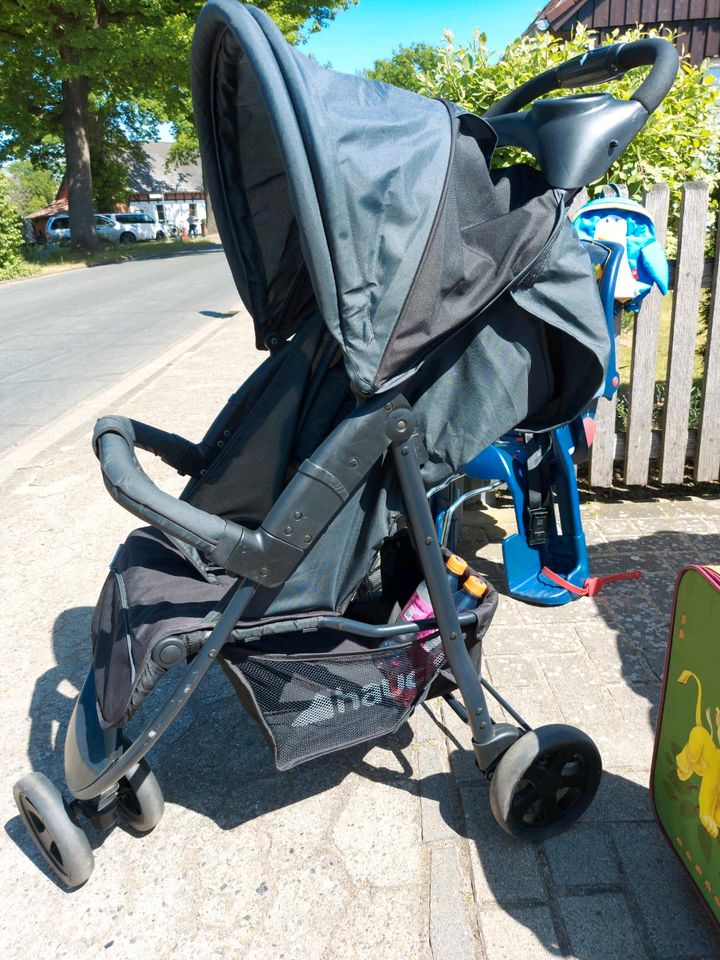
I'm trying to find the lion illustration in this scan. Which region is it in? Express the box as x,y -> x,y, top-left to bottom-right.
675,670 -> 720,838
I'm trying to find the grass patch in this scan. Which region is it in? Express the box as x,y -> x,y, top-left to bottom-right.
2,237 -> 221,282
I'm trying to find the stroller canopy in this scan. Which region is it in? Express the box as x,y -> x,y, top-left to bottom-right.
192,0 -> 609,400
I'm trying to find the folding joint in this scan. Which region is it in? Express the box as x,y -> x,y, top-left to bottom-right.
217,525 -> 304,587
385,406 -> 416,445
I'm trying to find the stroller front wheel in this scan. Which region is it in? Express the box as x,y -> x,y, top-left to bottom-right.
116,757 -> 164,833
489,724 -> 601,841
13,772 -> 94,888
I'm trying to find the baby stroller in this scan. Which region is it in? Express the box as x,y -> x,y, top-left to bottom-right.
13,0 -> 678,887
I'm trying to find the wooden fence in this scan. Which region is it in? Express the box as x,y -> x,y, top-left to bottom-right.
570,181 -> 719,487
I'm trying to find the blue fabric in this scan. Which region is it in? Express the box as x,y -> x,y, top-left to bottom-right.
573,196 -> 669,311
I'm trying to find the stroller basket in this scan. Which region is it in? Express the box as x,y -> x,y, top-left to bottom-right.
226,641 -> 446,770
223,558 -> 495,770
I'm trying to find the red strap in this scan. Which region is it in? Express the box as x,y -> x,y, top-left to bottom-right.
541,566 -> 642,598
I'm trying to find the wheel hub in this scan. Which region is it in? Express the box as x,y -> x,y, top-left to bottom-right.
511,747 -> 592,828
18,795 -> 68,878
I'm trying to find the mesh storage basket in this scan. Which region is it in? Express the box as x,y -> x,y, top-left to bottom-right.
227,637 -> 447,770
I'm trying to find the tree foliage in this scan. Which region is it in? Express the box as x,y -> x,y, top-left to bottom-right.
418,24 -> 719,207
4,160 -> 59,216
363,43 -> 440,92
0,1 -> 354,247
167,0 -> 355,171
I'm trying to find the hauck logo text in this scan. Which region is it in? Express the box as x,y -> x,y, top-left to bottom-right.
292,672 -> 417,726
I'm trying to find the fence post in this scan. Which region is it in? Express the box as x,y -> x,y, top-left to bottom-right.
572,186 -> 616,487
695,212 -> 720,482
660,182 -> 708,484
623,183 -> 670,485
568,188 -> 588,219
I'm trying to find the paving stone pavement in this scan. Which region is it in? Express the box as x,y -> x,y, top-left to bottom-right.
1,312 -> 719,959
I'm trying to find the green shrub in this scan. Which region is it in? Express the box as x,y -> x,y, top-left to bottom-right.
0,174 -> 27,280
418,24 -> 719,239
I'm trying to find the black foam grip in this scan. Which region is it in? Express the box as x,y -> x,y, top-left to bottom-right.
617,38 -> 679,114
94,418 -> 237,556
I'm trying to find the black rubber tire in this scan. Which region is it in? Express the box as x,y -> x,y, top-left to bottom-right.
13,772 -> 94,888
119,231 -> 136,244
155,230 -> 166,240
116,758 -> 164,833
489,724 -> 602,842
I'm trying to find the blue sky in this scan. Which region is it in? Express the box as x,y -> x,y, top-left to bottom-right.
303,0 -> 542,74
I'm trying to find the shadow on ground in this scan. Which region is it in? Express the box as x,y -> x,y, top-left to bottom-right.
10,524 -> 720,954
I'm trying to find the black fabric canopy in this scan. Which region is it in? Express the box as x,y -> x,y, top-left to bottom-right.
191,0 -> 609,404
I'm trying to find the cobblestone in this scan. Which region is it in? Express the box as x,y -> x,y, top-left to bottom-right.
2,312 -> 718,958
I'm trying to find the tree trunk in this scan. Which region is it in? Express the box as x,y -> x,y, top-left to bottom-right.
61,76 -> 98,250
201,161 -> 217,235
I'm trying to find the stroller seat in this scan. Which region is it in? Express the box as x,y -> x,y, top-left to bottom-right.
13,0 -> 680,888
99,525 -> 495,772
92,527 -> 234,729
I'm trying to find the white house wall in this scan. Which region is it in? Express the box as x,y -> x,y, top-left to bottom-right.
129,200 -> 207,231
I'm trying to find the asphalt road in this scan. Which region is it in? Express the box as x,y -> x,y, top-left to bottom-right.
0,246 -> 239,452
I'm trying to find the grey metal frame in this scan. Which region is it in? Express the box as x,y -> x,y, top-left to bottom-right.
65,402 -> 525,806
434,479 -> 503,547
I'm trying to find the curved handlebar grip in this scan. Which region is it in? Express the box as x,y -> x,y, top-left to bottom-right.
484,36 -> 678,118
617,37 -> 680,114
93,416 -> 243,563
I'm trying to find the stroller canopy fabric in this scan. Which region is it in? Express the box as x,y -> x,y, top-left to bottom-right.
191,0 -> 609,401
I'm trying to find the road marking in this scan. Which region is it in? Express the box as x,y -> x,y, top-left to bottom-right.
0,313 -> 236,487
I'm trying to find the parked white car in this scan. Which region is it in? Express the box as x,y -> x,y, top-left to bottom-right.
104,212 -> 166,243
45,213 -> 123,245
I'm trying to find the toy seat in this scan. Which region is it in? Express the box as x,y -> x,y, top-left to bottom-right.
444,238 -> 625,605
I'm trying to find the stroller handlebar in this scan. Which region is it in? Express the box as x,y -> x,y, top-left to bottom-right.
482,38 -> 679,189
93,400 -> 411,588
93,416 -> 302,585
484,37 -> 679,119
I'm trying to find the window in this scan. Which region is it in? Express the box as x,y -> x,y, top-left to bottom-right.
114,212 -> 157,224
51,217 -> 69,230
156,204 -> 165,223
189,203 -> 197,218
94,215 -> 112,226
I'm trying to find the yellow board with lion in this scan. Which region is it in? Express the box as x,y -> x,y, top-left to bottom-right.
651,564 -> 720,927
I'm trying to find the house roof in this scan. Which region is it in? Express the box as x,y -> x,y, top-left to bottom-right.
127,142 -> 204,194
529,0 -> 580,32
24,175 -> 71,223
526,0 -> 720,64
25,196 -> 68,221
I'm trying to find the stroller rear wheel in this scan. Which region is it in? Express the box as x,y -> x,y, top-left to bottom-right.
13,772 -> 94,888
116,758 -> 164,833
489,724 -> 601,841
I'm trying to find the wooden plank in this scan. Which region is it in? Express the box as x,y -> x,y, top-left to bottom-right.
614,428 -> 697,463
639,0 -> 660,22
568,187 -> 588,220
589,391 -> 619,486
667,257 -> 714,290
660,181 -> 709,483
623,183 -> 670,485
695,211 -> 720,480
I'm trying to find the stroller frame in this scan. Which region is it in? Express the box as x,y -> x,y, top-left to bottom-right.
65,400 -> 520,810
13,3 -> 680,886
